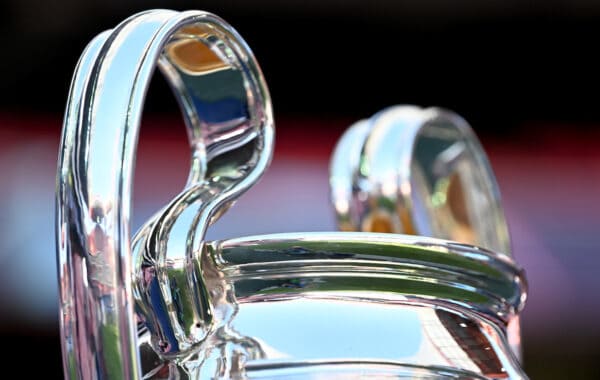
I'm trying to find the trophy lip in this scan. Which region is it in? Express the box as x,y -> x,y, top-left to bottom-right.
208,231 -> 527,318
244,358 -> 491,379
213,231 -> 519,268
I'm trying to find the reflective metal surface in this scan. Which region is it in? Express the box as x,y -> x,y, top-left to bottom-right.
57,9 -> 528,380
57,9 -> 273,378
330,106 -> 525,361
137,233 -> 527,378
330,106 -> 510,254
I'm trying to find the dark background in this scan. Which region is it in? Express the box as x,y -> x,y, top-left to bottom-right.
1,1 -> 599,378
2,0 -> 600,128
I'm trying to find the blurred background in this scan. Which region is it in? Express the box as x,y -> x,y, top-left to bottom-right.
1,1 -> 599,378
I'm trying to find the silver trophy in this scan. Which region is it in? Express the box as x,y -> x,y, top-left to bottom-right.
56,9 -> 527,379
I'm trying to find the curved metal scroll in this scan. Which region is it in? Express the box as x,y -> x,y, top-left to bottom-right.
330,105 -> 522,358
56,10 -> 273,378
330,105 -> 511,255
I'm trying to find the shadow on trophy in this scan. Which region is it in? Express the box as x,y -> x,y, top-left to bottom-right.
0,2 -> 599,379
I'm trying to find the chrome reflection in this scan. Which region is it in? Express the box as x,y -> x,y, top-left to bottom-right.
330,106 -> 510,255
57,9 -> 272,378
136,232 -> 526,378
57,9 -> 528,380
330,106 -> 524,361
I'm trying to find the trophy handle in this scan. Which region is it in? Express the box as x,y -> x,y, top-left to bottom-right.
56,10 -> 273,378
330,105 -> 511,255
330,105 -> 522,358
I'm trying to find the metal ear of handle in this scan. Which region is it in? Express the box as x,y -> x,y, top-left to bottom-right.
56,9 -> 273,378
330,105 -> 522,358
330,105 -> 510,255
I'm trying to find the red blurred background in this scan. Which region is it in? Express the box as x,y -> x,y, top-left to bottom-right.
1,1 -> 599,378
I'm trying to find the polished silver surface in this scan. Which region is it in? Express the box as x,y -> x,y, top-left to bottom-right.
137,232 -> 527,379
330,106 -> 510,254
57,9 -> 273,378
57,10 -> 528,380
330,106 -> 523,360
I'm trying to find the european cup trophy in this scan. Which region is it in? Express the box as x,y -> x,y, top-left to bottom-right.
56,9 -> 528,379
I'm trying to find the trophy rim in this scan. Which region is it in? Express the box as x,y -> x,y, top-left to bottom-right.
208,231 -> 527,320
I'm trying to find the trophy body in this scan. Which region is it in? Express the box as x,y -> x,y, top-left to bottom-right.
56,9 -> 527,379
134,234 -> 525,379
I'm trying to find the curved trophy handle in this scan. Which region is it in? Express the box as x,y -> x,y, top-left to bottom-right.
330,105 -> 522,358
330,105 -> 511,255
56,10 -> 273,378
